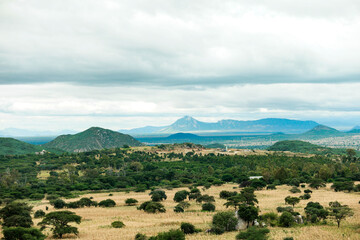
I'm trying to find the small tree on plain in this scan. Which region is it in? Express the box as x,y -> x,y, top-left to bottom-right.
285,196 -> 300,208
38,211 -> 81,238
327,201 -> 354,228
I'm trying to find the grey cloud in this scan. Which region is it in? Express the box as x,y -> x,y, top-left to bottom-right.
1,0 -> 360,86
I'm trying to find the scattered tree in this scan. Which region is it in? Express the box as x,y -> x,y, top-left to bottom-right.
38,211 -> 81,238
327,201 -> 354,228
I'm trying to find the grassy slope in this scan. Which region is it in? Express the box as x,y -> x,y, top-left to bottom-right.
268,140 -> 348,155
44,127 -> 143,152
0,137 -> 43,155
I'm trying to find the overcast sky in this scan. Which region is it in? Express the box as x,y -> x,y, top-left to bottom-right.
1,0 -> 360,132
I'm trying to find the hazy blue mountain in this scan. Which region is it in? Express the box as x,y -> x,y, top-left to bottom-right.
347,125 -> 360,133
166,133 -> 202,140
121,116 -> 319,135
44,127 -> 143,153
301,124 -> 342,137
0,128 -> 76,137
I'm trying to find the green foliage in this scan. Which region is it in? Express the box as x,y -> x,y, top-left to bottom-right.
173,190 -> 189,202
125,198 -> 138,206
51,199 -> 66,209
300,193 -> 311,200
111,221 -> 125,228
38,211 -> 81,238
276,206 -> 293,213
138,201 -> 166,213
236,227 -> 270,240
289,187 -> 301,194
135,233 -> 148,240
202,202 -> 215,211
250,179 -> 267,190
285,196 -> 300,207
259,212 -> 278,227
279,212 -> 295,227
177,201 -> 190,209
219,190 -> 237,199
0,138 -> 44,155
2,227 -> 45,240
173,206 -> 184,213
98,199 -> 116,207
304,202 -> 328,223
237,204 -> 259,228
309,178 -> 326,189
196,194 -> 215,203
327,201 -> 354,228
153,229 -> 185,240
331,181 -> 354,192
180,222 -> 198,234
212,211 -> 238,232
266,184 -> 276,190
149,190 -> 167,202
0,202 -> 33,228
34,210 -> 45,219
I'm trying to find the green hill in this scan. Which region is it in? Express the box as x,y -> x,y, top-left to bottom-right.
43,127 -> 143,152
301,125 -> 343,138
268,140 -> 348,155
0,137 -> 43,155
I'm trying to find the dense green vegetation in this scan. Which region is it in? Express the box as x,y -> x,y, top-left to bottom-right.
0,138 -> 43,155
0,143 -> 360,202
43,127 -> 143,152
268,140 -> 352,155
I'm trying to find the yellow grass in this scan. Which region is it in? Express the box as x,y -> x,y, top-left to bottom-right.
2,184 -> 360,239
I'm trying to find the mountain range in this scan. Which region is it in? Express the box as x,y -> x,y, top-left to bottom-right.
121,116 -> 320,135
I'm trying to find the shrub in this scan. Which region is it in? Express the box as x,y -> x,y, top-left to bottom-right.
289,187 -> 301,194
180,222 -> 198,234
202,202 -> 215,211
236,227 -> 270,240
34,210 -> 46,218
331,181 -> 354,192
279,212 -> 295,227
29,193 -> 45,200
237,204 -> 259,228
196,194 -> 215,203
138,201 -> 166,213
149,190 -> 167,202
155,229 -> 185,240
177,201 -> 190,209
125,198 -> 138,206
212,211 -> 237,232
111,221 -> 125,228
266,184 -> 276,190
2,227 -> 45,240
276,206 -> 293,213
304,202 -> 328,223
300,193 -> 311,200
174,206 -> 184,213
250,179 -> 267,190
98,199 -> 116,207
135,233 -> 148,240
304,189 -> 312,194
51,199 -> 66,209
300,184 -> 306,188
260,212 -> 278,227
284,238 -> 294,240
211,226 -> 225,235
219,191 -> 237,199
285,196 -> 300,207
173,190 -> 189,202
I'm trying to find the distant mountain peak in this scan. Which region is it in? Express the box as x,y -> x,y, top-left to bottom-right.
302,124 -> 341,136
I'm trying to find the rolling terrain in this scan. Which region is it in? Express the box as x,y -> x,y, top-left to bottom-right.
43,127 -> 143,153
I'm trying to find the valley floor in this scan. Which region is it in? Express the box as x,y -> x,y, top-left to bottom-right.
2,184 -> 360,240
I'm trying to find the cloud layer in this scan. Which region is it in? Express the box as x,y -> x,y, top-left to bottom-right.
1,0 -> 360,86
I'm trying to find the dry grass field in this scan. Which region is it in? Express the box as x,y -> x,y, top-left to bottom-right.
0,183 -> 357,240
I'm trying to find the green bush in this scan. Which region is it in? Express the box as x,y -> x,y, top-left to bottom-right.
138,201 -> 166,213
125,198 -> 138,206
202,202 -> 215,211
173,206 -> 184,213
111,221 -> 125,228
135,233 -> 148,240
51,199 -> 66,209
284,238 -> 294,240
29,193 -> 45,200
98,199 -> 116,207
260,212 -> 278,227
155,229 -> 185,240
289,187 -> 301,194
150,190 -> 167,202
212,211 -> 237,232
180,222 -> 198,234
2,227 -> 45,240
173,190 -> 189,202
219,191 -> 237,199
34,210 -> 46,218
279,212 -> 295,227
276,206 -> 293,213
236,227 -> 270,240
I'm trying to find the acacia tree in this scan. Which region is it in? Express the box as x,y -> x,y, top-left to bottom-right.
0,202 -> 33,228
38,211 -> 82,238
237,204 -> 259,228
327,201 -> 353,228
285,196 -> 300,208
